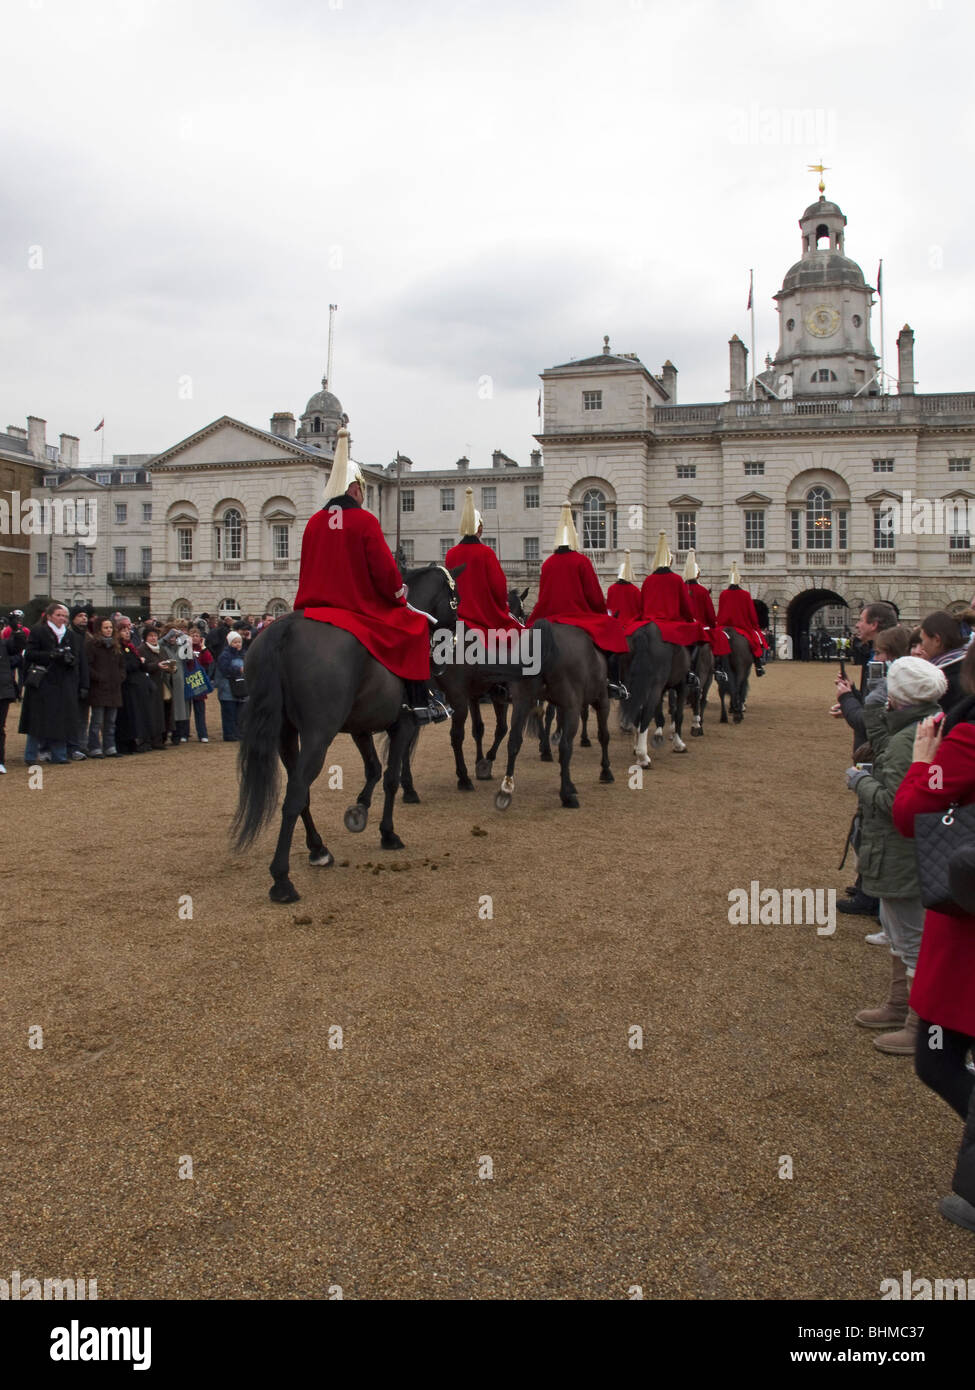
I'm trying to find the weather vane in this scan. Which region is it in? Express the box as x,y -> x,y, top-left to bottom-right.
807,160 -> 829,198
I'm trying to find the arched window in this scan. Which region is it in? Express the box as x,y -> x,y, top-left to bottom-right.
219,597 -> 240,615
217,507 -> 243,561
267,598 -> 289,617
313,417 -> 321,434
806,486 -> 832,548
581,488 -> 607,551
173,600 -> 191,620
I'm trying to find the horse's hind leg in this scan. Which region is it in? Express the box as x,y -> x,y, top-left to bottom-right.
594,699 -> 613,783
280,723 -> 330,865
652,700 -> 666,747
270,728 -> 333,902
479,694 -> 507,778
580,705 -> 591,747
343,732 -> 384,832
451,705 -> 474,791
558,702 -> 581,808
380,719 -> 414,849
399,726 -> 421,803
671,683 -> 688,752
540,701 -> 556,760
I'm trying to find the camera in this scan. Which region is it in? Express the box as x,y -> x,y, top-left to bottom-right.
865,660 -> 885,692
59,647 -> 76,668
855,761 -> 873,774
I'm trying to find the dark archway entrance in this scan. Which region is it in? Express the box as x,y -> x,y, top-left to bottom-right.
787,588 -> 849,660
753,599 -> 769,628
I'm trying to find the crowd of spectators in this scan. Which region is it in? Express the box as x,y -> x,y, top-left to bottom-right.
0,605 -> 273,772
833,599 -> 975,1235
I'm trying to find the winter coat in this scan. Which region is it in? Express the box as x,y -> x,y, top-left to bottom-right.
893,721 -> 975,1036
216,645 -> 245,702
18,622 -> 81,742
85,636 -> 125,708
115,642 -> 155,748
0,629 -> 26,702
159,635 -> 189,721
137,642 -> 166,741
853,701 -> 941,900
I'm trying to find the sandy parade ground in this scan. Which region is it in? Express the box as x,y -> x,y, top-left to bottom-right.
1,660 -> 973,1301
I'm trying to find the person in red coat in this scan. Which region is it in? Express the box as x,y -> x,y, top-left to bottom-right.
606,551 -> 642,625
682,549 -> 732,667
716,563 -> 767,674
529,503 -> 628,695
294,426 -> 448,722
626,532 -> 703,648
444,488 -> 524,640
892,651 -> 975,1233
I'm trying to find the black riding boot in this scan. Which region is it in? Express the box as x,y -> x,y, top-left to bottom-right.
754,655 -> 766,676
404,681 -> 451,723
606,653 -> 628,701
714,655 -> 730,685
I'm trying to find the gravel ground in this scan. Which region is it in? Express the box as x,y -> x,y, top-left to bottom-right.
1,663 -> 972,1300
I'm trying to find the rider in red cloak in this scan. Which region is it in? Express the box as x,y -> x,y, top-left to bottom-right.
293,426 -> 449,721
682,550 -> 732,664
716,563 -> 767,674
444,488 -> 524,638
606,551 -> 642,625
625,532 -> 703,648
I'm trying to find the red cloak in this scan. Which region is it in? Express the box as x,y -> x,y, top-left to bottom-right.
443,538 -> 523,635
686,580 -> 732,656
716,586 -> 766,661
293,501 -> 431,680
606,579 -> 642,625
625,570 -> 702,646
529,550 -> 628,653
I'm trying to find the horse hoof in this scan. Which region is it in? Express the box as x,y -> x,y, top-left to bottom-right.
308,848 -> 334,867
540,750 -> 554,763
344,804 -> 368,833
475,759 -> 493,779
402,788 -> 421,804
494,791 -> 512,811
651,732 -> 664,748
733,713 -> 743,724
580,737 -> 591,748
458,779 -> 475,792
381,832 -> 405,850
690,726 -> 703,737
599,770 -> 614,783
561,795 -> 580,809
673,746 -> 688,754
269,880 -> 300,903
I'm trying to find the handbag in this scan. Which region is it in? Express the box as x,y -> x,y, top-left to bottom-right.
184,663 -> 214,701
25,662 -> 47,689
914,801 -> 975,917
230,675 -> 247,700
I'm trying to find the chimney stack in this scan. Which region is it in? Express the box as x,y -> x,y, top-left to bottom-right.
660,360 -> 678,403
530,449 -> 541,467
27,415 -> 47,460
729,336 -> 748,401
59,433 -> 79,467
456,456 -> 469,471
896,325 -> 916,395
270,411 -> 296,440
6,425 -> 27,440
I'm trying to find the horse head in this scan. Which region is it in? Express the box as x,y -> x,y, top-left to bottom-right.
403,563 -> 465,629
508,587 -> 530,622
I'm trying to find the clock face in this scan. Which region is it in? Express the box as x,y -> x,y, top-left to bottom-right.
806,304 -> 840,338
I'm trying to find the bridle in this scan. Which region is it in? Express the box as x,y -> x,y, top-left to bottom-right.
434,564 -> 459,612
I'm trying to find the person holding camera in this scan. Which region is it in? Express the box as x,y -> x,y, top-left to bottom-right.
18,602 -> 81,765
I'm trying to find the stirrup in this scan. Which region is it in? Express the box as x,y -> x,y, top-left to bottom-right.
714,668 -> 729,685
407,699 -> 452,724
608,682 -> 629,700
686,671 -> 701,691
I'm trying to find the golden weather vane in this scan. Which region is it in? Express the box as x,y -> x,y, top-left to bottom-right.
807,160 -> 830,197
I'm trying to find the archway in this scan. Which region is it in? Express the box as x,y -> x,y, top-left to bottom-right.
753,599 -> 769,628
787,588 -> 849,660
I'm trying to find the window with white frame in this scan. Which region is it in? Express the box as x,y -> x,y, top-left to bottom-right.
873,458 -> 895,473
121,471 -> 136,484
873,509 -> 895,549
96,472 -> 111,485
440,537 -> 453,561
142,502 -> 152,522
482,536 -> 497,551
949,458 -> 972,473
583,390 -> 603,411
481,486 -> 497,510
115,503 -> 127,524
113,547 -> 126,574
676,464 -> 696,479
676,512 -> 697,551
581,488 -> 608,550
744,511 -> 765,549
217,508 -> 243,561
524,485 -> 540,509
806,486 -> 833,548
36,552 -> 48,575
141,547 -> 152,576
177,527 -> 193,561
744,461 -> 765,476
399,539 -> 415,566
440,489 -> 455,512
401,489 -> 415,513
272,525 -> 289,560
524,537 -> 539,563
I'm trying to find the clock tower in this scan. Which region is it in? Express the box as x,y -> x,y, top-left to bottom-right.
771,195 -> 878,397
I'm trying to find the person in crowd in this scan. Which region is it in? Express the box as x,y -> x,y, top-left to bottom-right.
907,626 -> 924,657
85,617 -> 125,757
892,643 -> 975,1234
159,626 -> 191,744
18,601 -> 80,764
185,625 -> 213,742
66,605 -> 92,760
836,624 -> 912,756
918,611 -> 970,713
0,618 -> 27,772
137,626 -> 169,749
847,657 -> 948,1055
2,609 -> 29,699
205,613 -> 235,659
114,617 -> 155,754
216,630 -> 246,741
235,622 -> 253,651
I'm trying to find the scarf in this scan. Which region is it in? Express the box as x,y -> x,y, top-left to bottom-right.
48,622 -> 66,640
931,647 -> 968,670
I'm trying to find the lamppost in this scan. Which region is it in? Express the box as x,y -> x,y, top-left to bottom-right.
771,600 -> 779,659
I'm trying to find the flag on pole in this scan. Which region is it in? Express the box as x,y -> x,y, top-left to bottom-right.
537,391 -> 541,417
94,419 -> 105,431
876,261 -> 883,296
746,276 -> 752,311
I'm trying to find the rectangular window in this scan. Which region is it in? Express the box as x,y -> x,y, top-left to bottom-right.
80,549 -> 93,575
744,511 -> 765,549
96,472 -> 111,485
791,510 -> 801,550
524,537 -> 540,563
36,552 -> 48,576
524,485 -> 540,509
838,509 -> 848,550
114,547 -> 127,574
676,512 -> 697,551
400,489 -> 415,513
140,546 -> 152,576
399,539 -> 415,566
743,461 -> 765,476
439,537 -> 453,562
582,390 -> 602,411
481,486 -> 497,510
142,502 -> 152,522
64,550 -> 74,576
115,503 -> 127,523
949,458 -> 972,473
873,509 -> 895,549
177,527 -> 193,561
949,519 -> 971,550
440,488 -> 455,512
121,471 -> 136,484
482,536 -> 497,551
676,464 -> 696,479
873,458 -> 894,472
272,525 -> 289,560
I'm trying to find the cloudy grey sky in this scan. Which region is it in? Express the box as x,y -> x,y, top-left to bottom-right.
3,0 -> 972,471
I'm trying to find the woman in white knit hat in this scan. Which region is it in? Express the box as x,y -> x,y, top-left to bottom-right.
846,656 -> 948,1055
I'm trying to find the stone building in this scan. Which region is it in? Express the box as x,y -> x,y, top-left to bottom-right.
537,192 -> 975,642
1,416 -> 78,606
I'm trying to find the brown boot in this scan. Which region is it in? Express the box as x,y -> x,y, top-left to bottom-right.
854,953 -> 909,1029
874,1006 -> 920,1055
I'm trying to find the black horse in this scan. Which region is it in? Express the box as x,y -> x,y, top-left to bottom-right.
622,623 -> 691,769
232,565 -> 462,902
718,628 -> 753,724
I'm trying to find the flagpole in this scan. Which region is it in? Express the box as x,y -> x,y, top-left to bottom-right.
749,269 -> 756,401
877,258 -> 885,394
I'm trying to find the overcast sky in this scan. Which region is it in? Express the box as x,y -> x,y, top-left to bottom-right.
3,0 -> 972,471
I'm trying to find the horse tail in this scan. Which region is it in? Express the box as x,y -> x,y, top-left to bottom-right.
231,617 -> 291,851
534,617 -> 557,678
622,626 -> 650,724
526,701 -> 547,741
